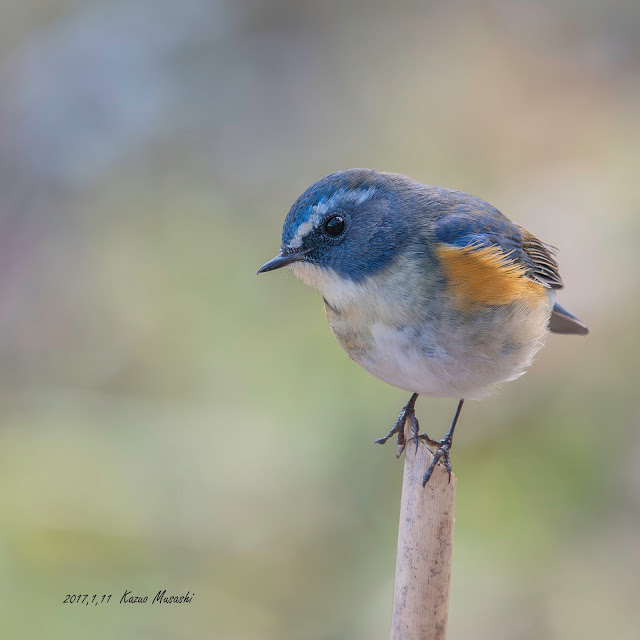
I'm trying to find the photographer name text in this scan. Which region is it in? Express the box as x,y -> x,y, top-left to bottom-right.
62,590 -> 194,606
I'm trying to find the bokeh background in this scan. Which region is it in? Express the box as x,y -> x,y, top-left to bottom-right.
1,1 -> 639,638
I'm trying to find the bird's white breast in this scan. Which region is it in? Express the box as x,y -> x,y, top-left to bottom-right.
291,261 -> 553,400
363,323 -> 465,397
346,310 -> 551,400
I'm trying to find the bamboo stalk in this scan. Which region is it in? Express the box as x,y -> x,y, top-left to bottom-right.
390,437 -> 457,640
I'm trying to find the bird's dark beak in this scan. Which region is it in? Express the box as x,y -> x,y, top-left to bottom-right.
257,249 -> 307,274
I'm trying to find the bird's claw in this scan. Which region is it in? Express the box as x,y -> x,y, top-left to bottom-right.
376,396 -> 463,487
374,393 -> 420,456
417,436 -> 453,486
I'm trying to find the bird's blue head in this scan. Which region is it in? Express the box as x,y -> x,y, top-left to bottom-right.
258,169 -> 424,294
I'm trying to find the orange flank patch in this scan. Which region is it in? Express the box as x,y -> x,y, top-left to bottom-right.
436,244 -> 547,308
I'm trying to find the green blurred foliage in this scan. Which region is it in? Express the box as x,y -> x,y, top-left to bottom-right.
0,1 -> 639,638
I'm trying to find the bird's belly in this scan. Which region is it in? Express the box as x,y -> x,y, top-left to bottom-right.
327,298 -> 553,399
357,325 -> 463,397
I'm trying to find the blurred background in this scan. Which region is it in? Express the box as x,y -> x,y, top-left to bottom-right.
0,1 -> 638,638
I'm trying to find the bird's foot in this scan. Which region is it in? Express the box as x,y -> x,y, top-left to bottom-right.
416,399 -> 464,486
415,433 -> 453,486
374,393 -> 420,458
375,397 -> 465,487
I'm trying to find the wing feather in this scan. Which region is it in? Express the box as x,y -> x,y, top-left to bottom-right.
432,203 -> 563,290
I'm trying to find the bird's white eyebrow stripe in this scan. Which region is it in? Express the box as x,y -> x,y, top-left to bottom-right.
314,186 -> 376,214
288,187 -> 376,249
288,214 -> 320,249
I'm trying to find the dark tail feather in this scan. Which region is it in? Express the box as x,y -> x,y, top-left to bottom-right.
549,302 -> 589,335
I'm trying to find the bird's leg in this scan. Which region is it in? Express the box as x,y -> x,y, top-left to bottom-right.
418,399 -> 464,486
374,393 -> 419,457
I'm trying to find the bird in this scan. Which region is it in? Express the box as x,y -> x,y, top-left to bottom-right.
257,169 -> 588,485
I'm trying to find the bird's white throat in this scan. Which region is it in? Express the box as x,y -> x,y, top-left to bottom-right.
290,262 -> 366,311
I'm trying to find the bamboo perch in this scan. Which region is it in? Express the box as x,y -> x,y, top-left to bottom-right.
390,434 -> 457,640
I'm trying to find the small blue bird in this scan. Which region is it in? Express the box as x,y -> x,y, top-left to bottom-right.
258,169 -> 588,485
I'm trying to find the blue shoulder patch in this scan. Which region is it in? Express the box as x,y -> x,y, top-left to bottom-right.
433,206 -> 524,260
433,197 -> 563,289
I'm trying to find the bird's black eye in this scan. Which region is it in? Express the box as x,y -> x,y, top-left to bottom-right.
324,215 -> 345,237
